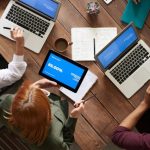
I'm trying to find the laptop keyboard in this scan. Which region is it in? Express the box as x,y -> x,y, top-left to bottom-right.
6,4 -> 50,38
110,44 -> 150,84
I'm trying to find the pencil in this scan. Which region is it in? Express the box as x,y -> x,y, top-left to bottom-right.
93,38 -> 96,57
74,94 -> 96,108
3,27 -> 11,30
83,93 -> 96,104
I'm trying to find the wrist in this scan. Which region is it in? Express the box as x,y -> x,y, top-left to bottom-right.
69,114 -> 79,118
140,100 -> 149,110
16,42 -> 24,48
15,46 -> 24,56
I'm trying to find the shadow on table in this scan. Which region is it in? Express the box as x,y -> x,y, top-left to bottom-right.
102,142 -> 124,150
0,79 -> 23,96
136,109 -> 150,133
70,142 -> 81,150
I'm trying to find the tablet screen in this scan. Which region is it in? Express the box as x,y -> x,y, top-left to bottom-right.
39,50 -> 88,92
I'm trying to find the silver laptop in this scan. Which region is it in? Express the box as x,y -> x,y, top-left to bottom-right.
95,23 -> 150,98
0,0 -> 61,53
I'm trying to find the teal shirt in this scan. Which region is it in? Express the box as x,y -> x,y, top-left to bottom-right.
0,94 -> 77,150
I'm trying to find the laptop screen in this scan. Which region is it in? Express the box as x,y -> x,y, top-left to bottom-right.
96,25 -> 138,69
39,50 -> 88,93
19,0 -> 60,19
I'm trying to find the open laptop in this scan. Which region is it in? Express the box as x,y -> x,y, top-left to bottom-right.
0,0 -> 61,53
95,23 -> 150,98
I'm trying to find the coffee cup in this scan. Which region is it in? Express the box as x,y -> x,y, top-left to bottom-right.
54,38 -> 72,52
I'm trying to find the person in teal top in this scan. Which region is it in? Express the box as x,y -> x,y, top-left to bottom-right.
0,78 -> 85,150
132,0 -> 141,4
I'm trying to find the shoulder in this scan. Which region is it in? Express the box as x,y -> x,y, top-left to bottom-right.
0,94 -> 14,109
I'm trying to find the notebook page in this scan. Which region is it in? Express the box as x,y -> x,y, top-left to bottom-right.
71,27 -> 117,61
95,28 -> 117,54
71,28 -> 95,61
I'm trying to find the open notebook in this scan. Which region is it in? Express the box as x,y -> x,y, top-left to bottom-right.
60,70 -> 98,102
71,27 -> 117,61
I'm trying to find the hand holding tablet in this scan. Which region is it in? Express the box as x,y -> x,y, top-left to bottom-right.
39,50 -> 88,93
31,78 -> 58,89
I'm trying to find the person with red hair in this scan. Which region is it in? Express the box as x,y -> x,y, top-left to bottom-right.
0,78 -> 85,150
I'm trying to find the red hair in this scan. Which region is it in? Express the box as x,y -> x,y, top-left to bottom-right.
9,81 -> 51,145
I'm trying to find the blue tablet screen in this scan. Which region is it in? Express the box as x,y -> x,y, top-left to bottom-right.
41,53 -> 86,90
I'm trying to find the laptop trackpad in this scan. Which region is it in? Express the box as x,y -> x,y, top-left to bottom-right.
133,68 -> 150,85
23,31 -> 30,39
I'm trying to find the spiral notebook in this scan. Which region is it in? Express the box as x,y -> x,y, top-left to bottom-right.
60,70 -> 98,102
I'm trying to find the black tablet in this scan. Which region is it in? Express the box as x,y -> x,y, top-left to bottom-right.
39,50 -> 88,93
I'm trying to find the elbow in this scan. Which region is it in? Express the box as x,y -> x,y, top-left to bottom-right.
111,129 -> 125,147
111,130 -> 120,145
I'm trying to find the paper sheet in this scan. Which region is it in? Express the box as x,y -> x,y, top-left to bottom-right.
71,27 -> 117,61
59,70 -> 98,102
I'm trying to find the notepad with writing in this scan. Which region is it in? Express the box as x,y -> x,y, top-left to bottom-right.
121,0 -> 150,29
71,27 -> 117,61
59,70 -> 98,102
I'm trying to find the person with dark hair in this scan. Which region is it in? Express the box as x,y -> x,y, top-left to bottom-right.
112,85 -> 150,150
0,27 -> 27,90
0,78 -> 85,150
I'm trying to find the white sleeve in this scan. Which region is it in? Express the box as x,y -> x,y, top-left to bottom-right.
0,54 -> 27,89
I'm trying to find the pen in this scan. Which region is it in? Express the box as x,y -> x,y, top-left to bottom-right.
3,27 -> 11,30
93,38 -> 96,57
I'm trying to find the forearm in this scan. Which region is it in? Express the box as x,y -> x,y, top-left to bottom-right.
15,43 -> 24,56
63,117 -> 77,145
0,55 -> 27,88
120,101 -> 149,129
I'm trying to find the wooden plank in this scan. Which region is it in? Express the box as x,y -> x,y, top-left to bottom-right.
75,116 -> 106,150
69,102 -> 106,150
87,63 -> 134,122
81,95 -> 118,142
69,0 -> 121,29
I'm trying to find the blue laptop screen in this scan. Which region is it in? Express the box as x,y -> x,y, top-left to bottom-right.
97,25 -> 138,69
40,53 -> 86,90
20,0 -> 59,19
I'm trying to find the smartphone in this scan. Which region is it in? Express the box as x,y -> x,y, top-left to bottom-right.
103,0 -> 113,4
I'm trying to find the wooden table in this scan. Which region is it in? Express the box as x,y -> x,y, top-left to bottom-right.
0,0 -> 150,150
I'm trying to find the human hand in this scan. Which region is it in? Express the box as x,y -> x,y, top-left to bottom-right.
32,78 -> 57,89
11,27 -> 24,47
143,85 -> 150,108
132,0 -> 140,4
10,27 -> 24,56
70,101 -> 85,118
